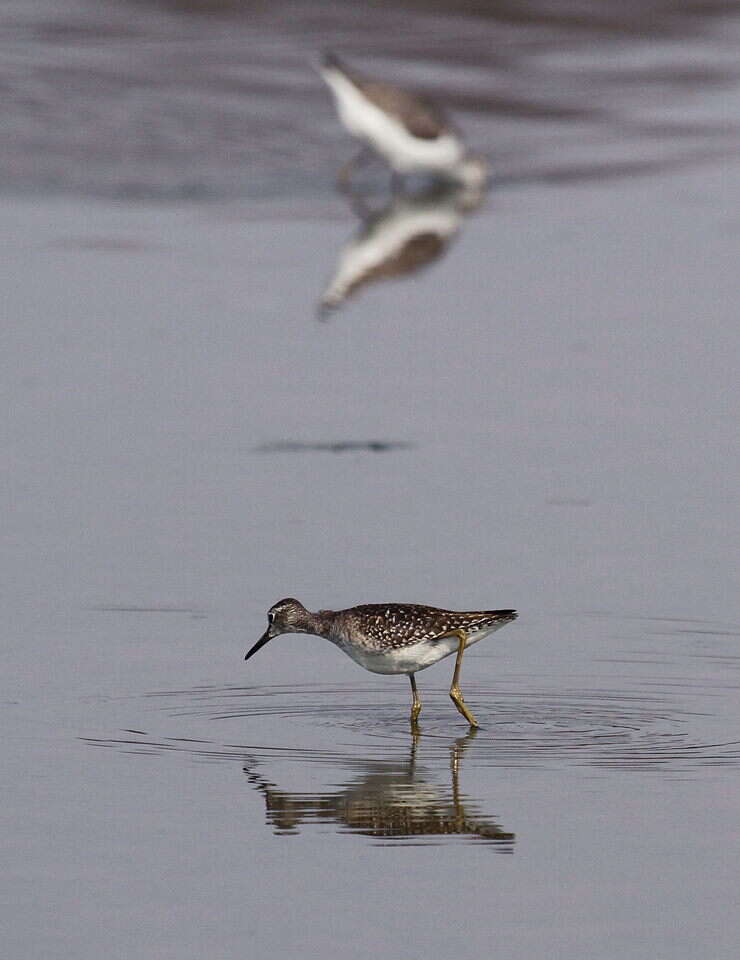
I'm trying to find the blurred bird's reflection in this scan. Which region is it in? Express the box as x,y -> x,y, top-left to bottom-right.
243,730 -> 514,846
318,181 -> 487,316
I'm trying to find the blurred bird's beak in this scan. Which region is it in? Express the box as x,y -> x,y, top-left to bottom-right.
245,629 -> 272,661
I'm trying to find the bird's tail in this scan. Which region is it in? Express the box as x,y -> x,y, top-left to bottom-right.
489,609 -> 517,622
321,50 -> 346,73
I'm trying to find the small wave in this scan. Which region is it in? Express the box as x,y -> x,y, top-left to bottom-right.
85,680 -> 740,773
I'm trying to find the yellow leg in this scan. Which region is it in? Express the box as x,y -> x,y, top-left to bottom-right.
449,631 -> 479,728
409,673 -> 422,730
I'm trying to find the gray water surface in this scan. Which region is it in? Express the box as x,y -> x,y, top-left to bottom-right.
2,2 -> 740,959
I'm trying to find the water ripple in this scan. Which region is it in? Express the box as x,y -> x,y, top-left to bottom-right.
86,680 -> 740,773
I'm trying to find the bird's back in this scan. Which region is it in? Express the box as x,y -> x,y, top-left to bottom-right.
337,603 -> 517,651
320,52 -> 449,141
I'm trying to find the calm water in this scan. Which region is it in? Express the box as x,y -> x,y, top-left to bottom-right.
2,2 -> 740,959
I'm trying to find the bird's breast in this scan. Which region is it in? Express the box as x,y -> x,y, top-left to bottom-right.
332,629 -> 498,675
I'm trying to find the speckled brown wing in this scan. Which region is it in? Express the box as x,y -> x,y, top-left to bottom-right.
353,81 -> 448,140
341,232 -> 445,302
343,604 -> 517,652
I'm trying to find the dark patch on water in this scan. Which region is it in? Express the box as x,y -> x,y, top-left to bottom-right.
255,441 -> 413,453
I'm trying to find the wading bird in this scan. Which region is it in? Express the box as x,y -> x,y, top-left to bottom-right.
245,598 -> 517,728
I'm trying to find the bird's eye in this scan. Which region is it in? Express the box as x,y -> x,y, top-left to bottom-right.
268,612 -> 275,624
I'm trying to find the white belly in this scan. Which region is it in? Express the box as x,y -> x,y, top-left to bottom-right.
322,70 -> 463,173
339,626 -> 503,676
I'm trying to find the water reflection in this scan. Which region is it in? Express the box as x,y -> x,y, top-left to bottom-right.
243,730 -> 514,846
318,181 -> 487,315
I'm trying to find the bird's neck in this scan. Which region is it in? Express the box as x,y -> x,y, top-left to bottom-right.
313,610 -> 334,639
302,609 -> 335,639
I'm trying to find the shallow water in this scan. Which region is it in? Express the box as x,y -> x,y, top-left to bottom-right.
3,0 -> 739,199
2,2 -> 740,959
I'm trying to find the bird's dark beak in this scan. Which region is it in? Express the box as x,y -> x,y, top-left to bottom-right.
245,628 -> 272,662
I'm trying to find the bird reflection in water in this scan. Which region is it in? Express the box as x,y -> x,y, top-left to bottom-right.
318,180 -> 487,316
243,730 -> 514,847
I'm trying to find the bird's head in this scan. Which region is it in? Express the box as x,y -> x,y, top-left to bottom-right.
244,598 -> 313,661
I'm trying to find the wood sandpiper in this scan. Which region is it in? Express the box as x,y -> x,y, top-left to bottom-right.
245,599 -> 517,728
319,52 -> 489,190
